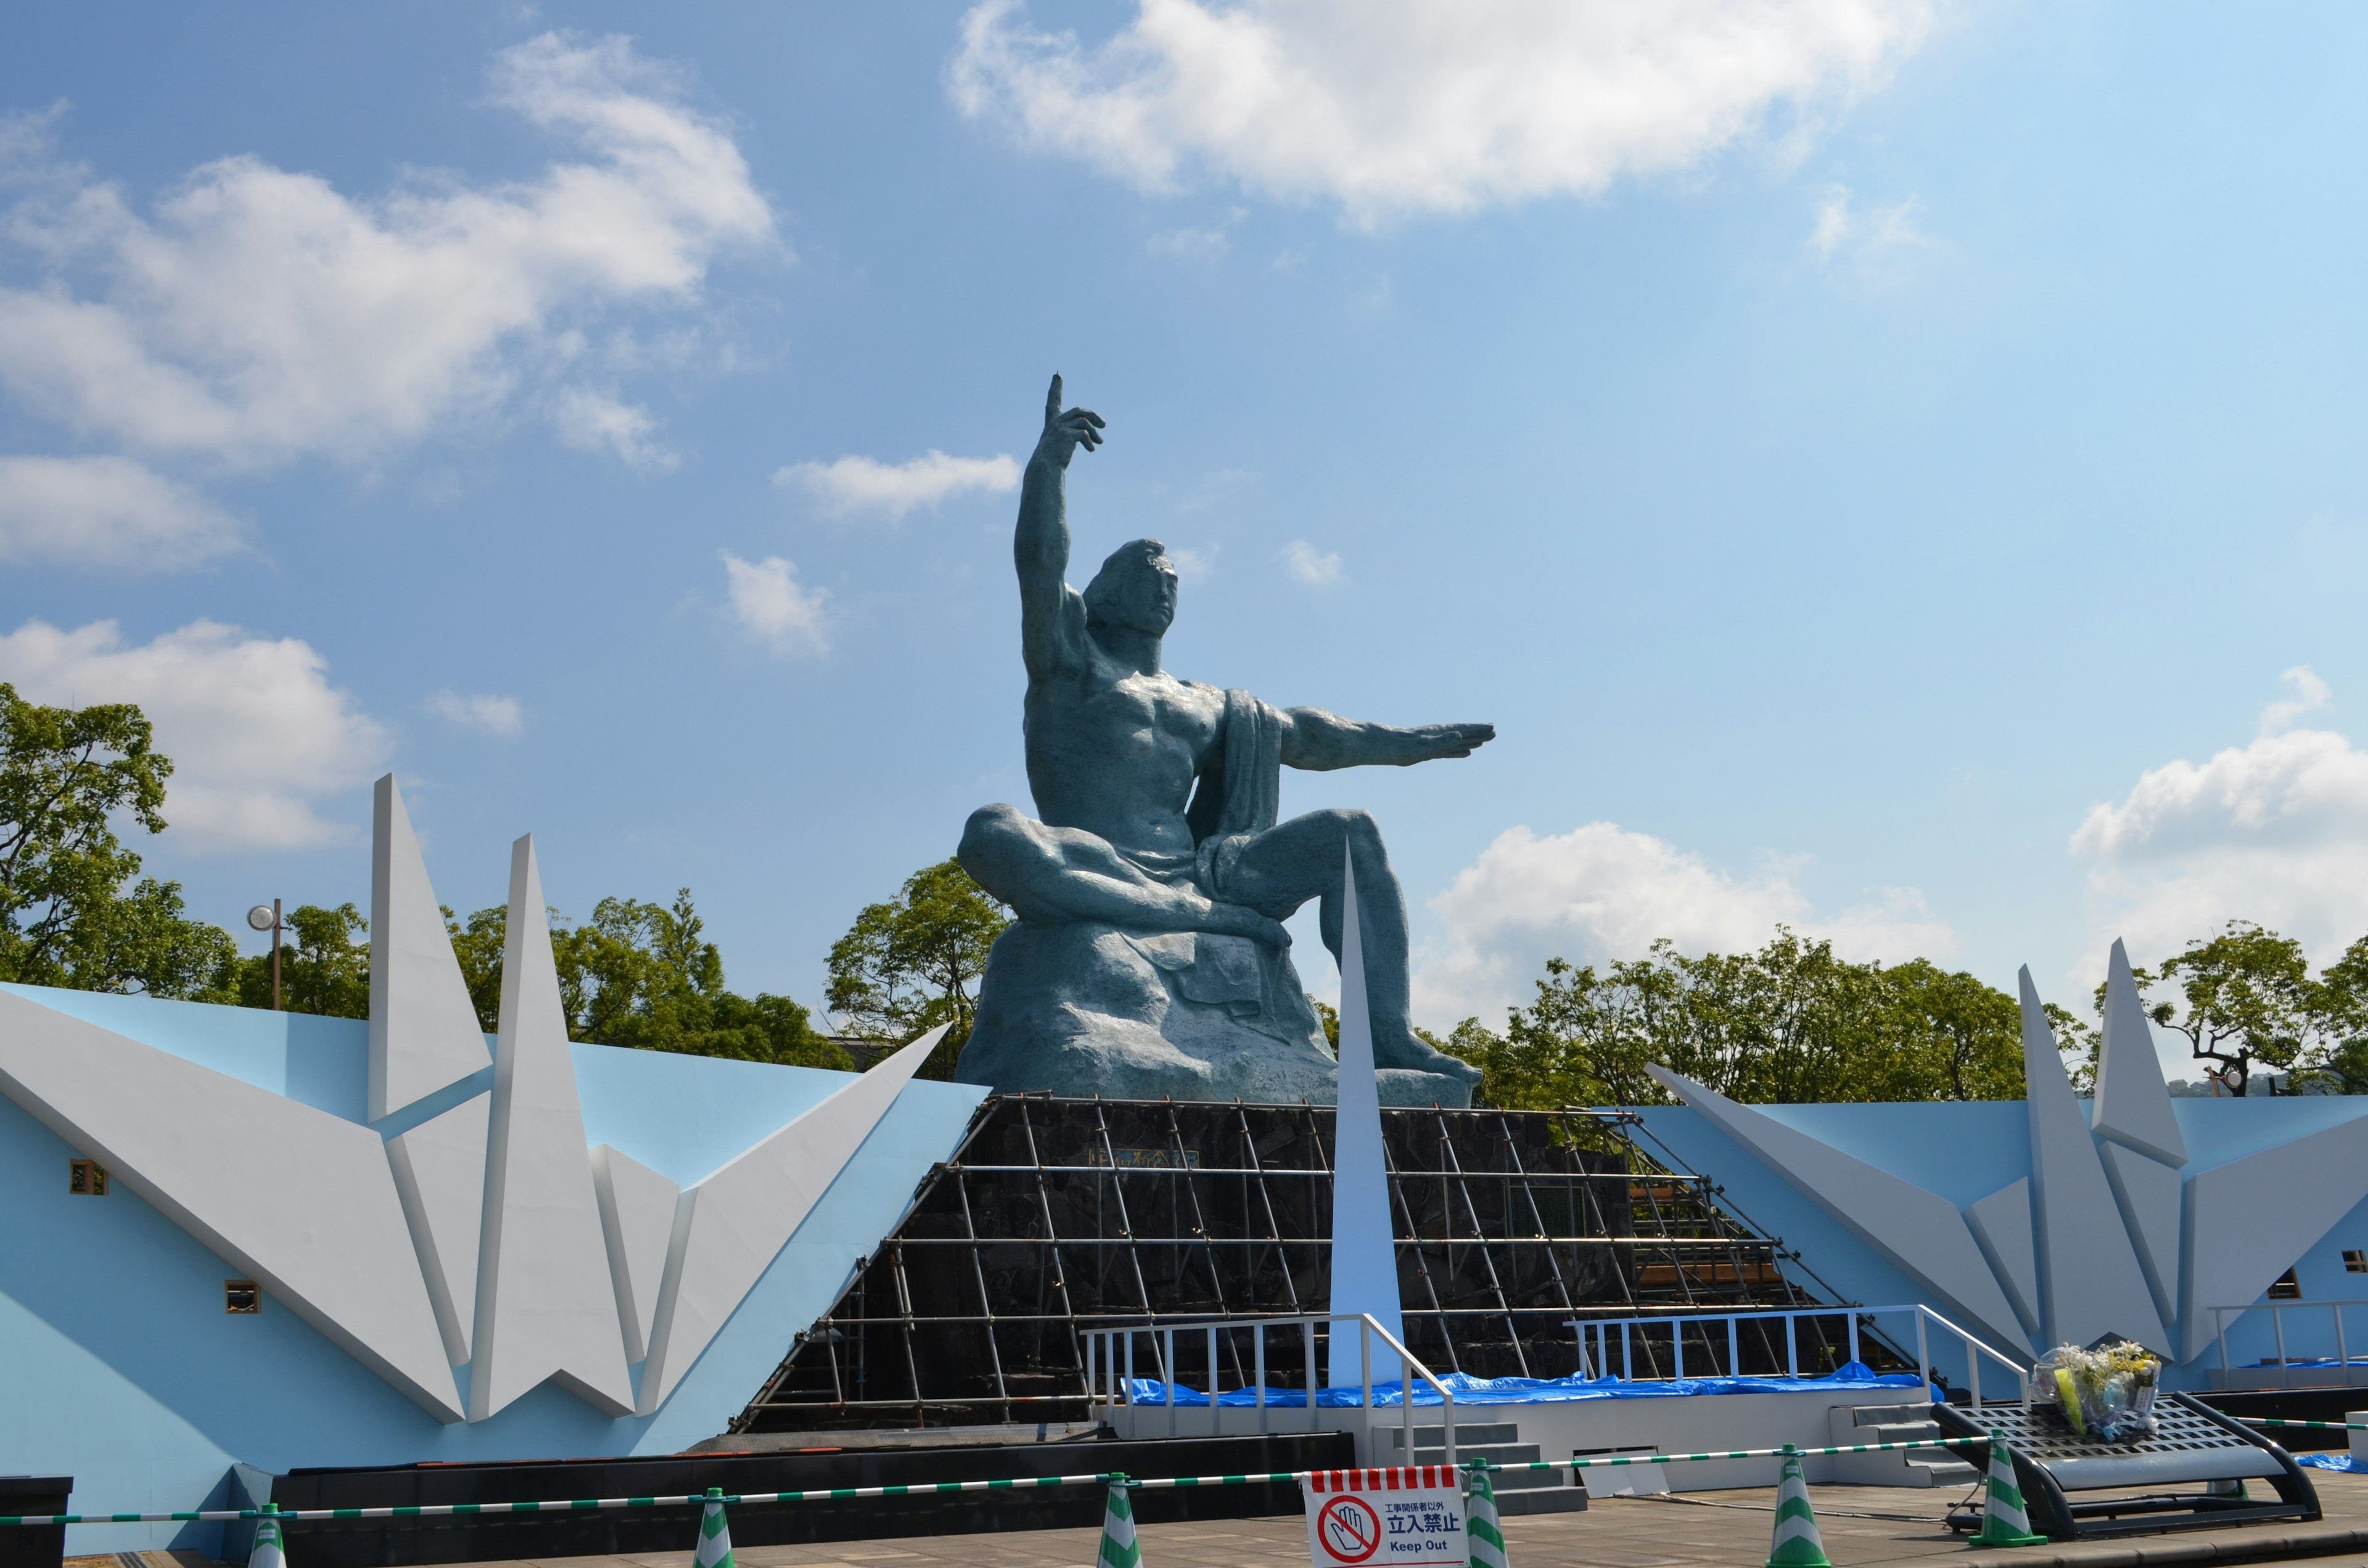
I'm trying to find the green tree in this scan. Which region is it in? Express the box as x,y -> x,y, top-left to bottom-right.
1463,929 -> 2033,1109
1310,996 -> 1339,1054
2292,933 -> 2368,1094
2149,921 -> 2319,1096
0,684 -> 236,997
232,903 -> 371,1017
444,891 -> 846,1069
446,903 -> 506,1032
827,859 -> 1010,1080
1882,959 -> 2026,1102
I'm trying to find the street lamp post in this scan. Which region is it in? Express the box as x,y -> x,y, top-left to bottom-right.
246,900 -> 285,1011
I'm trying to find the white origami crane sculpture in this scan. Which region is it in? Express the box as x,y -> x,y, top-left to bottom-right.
1649,944 -> 2368,1364
0,774 -> 942,1422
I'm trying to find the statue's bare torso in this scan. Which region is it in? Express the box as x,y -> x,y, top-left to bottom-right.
1025,651 -> 1223,869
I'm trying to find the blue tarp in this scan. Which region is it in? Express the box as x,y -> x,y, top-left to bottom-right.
2298,1453 -> 2362,1472
1121,1361 -> 1927,1408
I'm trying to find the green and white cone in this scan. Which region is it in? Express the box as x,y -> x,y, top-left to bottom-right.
1973,1437 -> 2047,1548
1098,1479 -> 1141,1568
1764,1447 -> 1832,1568
1465,1458 -> 1508,1568
694,1487 -> 735,1568
247,1504 -> 286,1568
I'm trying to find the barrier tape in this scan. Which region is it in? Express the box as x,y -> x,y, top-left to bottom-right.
0,1436 -> 1999,1526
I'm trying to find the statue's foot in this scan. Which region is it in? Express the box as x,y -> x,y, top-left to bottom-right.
1376,1033 -> 1484,1086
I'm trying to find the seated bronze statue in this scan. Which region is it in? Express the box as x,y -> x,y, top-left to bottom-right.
955,377 -> 1493,1106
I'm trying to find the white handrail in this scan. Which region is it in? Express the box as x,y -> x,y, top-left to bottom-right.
1566,1303 -> 2028,1405
2212,1297 -> 2368,1374
1083,1313 -> 1458,1465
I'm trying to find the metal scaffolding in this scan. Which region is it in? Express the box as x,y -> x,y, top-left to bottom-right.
731,1095 -> 1869,1432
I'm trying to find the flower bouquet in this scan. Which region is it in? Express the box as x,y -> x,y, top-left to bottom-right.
2031,1342 -> 2161,1442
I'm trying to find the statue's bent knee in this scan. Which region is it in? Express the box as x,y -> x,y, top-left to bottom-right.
958,803 -> 1034,900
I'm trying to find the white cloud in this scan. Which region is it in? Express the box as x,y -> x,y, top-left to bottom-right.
775,449 -> 1021,522
0,34 -> 772,471
0,618 -> 388,850
1281,538 -> 1342,586
0,454 -> 244,570
1167,543 -> 1219,583
1146,207 -> 1245,258
2072,669 -> 2368,974
1808,182 -> 1930,266
1412,821 -> 1952,1027
1175,466 -> 1253,513
720,551 -> 829,654
550,388 -> 678,472
951,0 -> 1934,221
2258,663 -> 2330,736
425,690 -> 524,737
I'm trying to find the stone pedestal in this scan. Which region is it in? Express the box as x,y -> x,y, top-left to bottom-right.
955,921 -> 1471,1108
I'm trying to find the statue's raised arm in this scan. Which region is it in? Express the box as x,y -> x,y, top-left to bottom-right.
1015,374 -> 1106,683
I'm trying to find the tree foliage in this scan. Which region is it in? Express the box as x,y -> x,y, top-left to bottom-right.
231,903 -> 371,1017
826,859 -> 1010,1080
443,891 -> 848,1069
2078,921 -> 2368,1097
1454,930 -> 2031,1109
0,684 -> 236,997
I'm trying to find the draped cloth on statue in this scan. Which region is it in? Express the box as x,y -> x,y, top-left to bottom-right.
1186,688 -> 1286,899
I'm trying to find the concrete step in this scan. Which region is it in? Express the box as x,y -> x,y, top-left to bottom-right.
1494,1486 -> 1589,1516
1851,1421 -> 1943,1443
1907,1459 -> 1979,1485
1844,1402 -> 1933,1428
1389,1424 -> 1521,1447
1405,1450 -> 1567,1492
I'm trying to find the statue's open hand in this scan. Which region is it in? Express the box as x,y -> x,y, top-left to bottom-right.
1415,722 -> 1495,760
1036,374 -> 1105,470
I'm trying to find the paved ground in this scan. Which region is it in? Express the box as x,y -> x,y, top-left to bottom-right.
72,1472 -> 2368,1568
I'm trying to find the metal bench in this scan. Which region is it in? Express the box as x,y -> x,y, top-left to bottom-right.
1933,1392 -> 2318,1540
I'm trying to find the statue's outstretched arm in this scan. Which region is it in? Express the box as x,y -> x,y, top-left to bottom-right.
1017,374 -> 1104,682
1279,707 -> 1495,771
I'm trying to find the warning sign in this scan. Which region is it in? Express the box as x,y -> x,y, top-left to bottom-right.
1299,1467 -> 1468,1568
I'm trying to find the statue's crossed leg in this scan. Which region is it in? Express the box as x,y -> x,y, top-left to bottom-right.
961,802 -> 1479,1084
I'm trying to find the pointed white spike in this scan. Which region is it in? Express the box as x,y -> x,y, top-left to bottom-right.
2092,939 -> 2187,1167
469,834 -> 635,1419
1962,1178 -> 2040,1337
637,1022 -> 948,1413
369,776 -> 492,1120
2099,1141 -> 2182,1332
593,1144 -> 679,1365
1326,842 -> 1405,1389
387,1091 -> 490,1366
2016,967 -> 2167,1351
1648,1062 -> 2030,1353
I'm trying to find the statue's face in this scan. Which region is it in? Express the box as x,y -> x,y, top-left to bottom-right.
1090,542 -> 1178,636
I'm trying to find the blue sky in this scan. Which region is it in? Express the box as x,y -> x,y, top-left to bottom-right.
7,2 -> 2368,1048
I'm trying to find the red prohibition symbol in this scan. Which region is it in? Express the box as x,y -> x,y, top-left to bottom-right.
1317,1495 -> 1383,1564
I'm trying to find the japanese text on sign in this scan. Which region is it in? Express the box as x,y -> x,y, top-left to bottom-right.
1300,1467 -> 1468,1568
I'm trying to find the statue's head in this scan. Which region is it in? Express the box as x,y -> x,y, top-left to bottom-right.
1082,538 -> 1178,638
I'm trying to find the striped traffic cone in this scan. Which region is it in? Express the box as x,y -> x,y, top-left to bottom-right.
1764,1446 -> 1832,1568
1973,1436 -> 2047,1548
1098,1477 -> 1141,1568
694,1487 -> 735,1568
247,1503 -> 286,1568
1465,1458 -> 1508,1568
